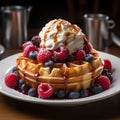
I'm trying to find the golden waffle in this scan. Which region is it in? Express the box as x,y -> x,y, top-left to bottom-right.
16,49 -> 104,92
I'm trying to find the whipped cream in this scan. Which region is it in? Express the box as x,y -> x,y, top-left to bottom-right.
39,19 -> 85,54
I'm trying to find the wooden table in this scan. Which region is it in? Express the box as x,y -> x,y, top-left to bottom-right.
0,30 -> 120,120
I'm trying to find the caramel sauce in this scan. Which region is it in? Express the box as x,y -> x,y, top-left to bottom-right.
53,20 -> 63,44
43,19 -> 61,48
42,19 -> 81,48
69,24 -> 80,33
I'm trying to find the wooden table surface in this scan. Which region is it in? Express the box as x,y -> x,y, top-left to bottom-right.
0,29 -> 120,120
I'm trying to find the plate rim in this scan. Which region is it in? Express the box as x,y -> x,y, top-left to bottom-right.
0,52 -> 120,106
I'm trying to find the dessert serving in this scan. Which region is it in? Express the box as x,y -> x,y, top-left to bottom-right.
4,19 -> 113,99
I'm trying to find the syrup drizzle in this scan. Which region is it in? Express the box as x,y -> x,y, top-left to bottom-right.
42,19 -> 81,49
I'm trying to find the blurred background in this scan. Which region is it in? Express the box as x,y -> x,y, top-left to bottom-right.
0,0 -> 120,32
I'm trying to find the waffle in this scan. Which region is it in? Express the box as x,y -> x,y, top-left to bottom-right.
16,49 -> 104,92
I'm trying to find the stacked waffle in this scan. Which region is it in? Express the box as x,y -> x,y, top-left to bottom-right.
17,50 -> 103,92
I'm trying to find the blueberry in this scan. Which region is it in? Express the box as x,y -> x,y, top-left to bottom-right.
79,89 -> 89,98
45,60 -> 54,68
56,90 -> 66,99
18,79 -> 25,89
11,66 -> 19,76
85,54 -> 94,63
28,88 -> 38,97
29,51 -> 38,60
92,84 -> 103,94
12,66 -> 18,73
20,83 -> 30,92
13,71 -> 20,77
68,91 -> 80,99
66,54 -> 75,62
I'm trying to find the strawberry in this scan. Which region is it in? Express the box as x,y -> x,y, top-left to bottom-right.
5,73 -> 19,88
104,59 -> 112,72
37,83 -> 54,99
96,75 -> 111,90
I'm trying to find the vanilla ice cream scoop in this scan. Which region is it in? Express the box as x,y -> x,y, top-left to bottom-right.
39,19 -> 85,54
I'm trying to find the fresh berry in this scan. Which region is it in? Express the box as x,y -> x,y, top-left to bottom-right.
28,88 -> 38,97
31,35 -> 41,47
12,66 -> 18,73
96,76 -> 111,90
22,41 -> 32,49
52,56 -> 60,63
23,45 -> 38,58
102,69 -> 113,83
45,60 -> 54,68
66,54 -> 75,62
18,79 -> 25,89
104,59 -> 112,72
85,54 -> 94,62
83,41 -> 93,54
37,48 -> 52,63
75,50 -> 85,60
106,72 -> 113,83
68,91 -> 80,99
38,83 -> 54,99
20,83 -> 30,93
29,51 -> 38,60
53,47 -> 69,61
92,84 -> 103,94
11,66 -> 19,77
101,69 -> 109,76
56,90 -> 66,99
79,89 -> 89,98
5,73 -> 19,88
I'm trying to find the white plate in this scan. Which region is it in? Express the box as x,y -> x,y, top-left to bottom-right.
0,52 -> 120,106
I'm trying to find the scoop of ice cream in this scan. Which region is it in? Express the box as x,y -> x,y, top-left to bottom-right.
39,19 -> 85,54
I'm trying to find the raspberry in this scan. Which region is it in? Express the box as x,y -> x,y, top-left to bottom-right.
23,45 -> 38,58
5,73 -> 19,88
104,59 -> 112,72
31,35 -> 41,47
37,48 -> 52,63
37,83 -> 54,99
75,50 -> 85,60
22,41 -> 32,49
53,47 -> 69,61
83,41 -> 93,54
96,75 -> 111,90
